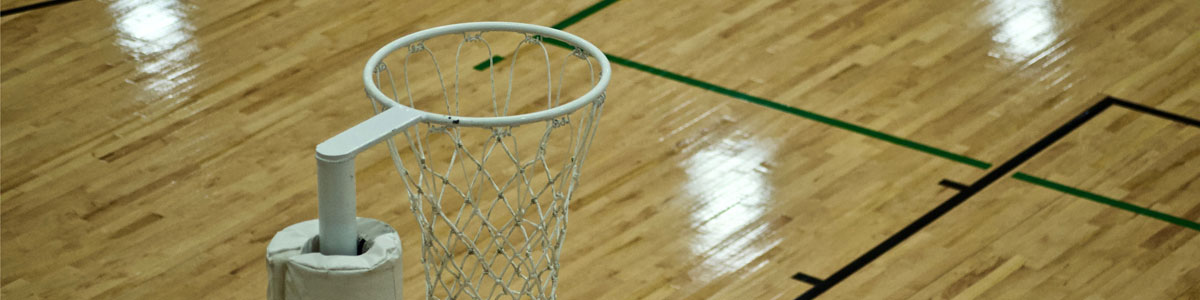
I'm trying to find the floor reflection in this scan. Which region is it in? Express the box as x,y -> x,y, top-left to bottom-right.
108,0 -> 198,99
682,132 -> 779,280
986,0 -> 1063,62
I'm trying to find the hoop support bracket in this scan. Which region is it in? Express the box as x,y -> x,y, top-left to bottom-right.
315,106 -> 422,255
316,105 -> 423,161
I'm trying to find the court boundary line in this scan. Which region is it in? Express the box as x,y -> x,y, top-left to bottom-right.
473,55 -> 505,71
472,0 -> 619,71
795,95 -> 1114,299
1012,172 -> 1200,231
549,0 -> 620,30
937,179 -> 970,191
1007,97 -> 1200,232
514,34 -> 996,169
461,3 -> 1200,296
474,0 -> 995,169
797,95 -> 1199,298
601,54 -> 993,169
482,3 -> 1200,295
527,2 -> 1200,293
790,272 -> 824,286
0,0 -> 77,17
1111,98 -> 1200,127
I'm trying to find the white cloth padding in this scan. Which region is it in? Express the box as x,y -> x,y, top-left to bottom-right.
267,218 -> 402,300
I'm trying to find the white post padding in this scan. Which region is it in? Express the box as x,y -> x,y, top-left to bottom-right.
267,218 -> 402,300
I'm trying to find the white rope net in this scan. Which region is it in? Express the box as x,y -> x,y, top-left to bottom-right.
368,30 -> 605,300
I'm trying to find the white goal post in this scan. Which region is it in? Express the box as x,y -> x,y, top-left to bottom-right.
269,22 -> 611,300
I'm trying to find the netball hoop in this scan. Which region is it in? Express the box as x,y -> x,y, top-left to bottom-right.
270,22 -> 611,300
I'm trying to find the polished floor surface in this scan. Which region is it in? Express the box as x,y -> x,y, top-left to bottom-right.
2,0 -> 1199,299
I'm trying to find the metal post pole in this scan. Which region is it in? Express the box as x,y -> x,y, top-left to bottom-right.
317,156 -> 357,256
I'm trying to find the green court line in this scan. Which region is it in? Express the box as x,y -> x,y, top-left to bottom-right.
550,0 -> 620,30
474,0 -> 993,170
1013,172 -> 1200,231
602,54 -> 993,169
542,37 -> 572,49
473,55 -> 505,71
474,0 -> 619,71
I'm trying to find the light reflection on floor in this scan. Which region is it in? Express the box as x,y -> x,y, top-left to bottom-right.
986,0 -> 1063,62
682,132 -> 780,281
108,0 -> 199,99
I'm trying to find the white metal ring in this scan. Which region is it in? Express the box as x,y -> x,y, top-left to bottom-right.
362,22 -> 611,127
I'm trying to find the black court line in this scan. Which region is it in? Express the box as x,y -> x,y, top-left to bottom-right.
790,272 -> 824,286
1110,98 -> 1200,128
0,0 -> 78,17
937,179 -> 970,191
795,96 -> 1115,299
1009,96 -> 1200,232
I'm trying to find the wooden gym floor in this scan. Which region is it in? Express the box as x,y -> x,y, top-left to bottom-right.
3,0 -> 1199,299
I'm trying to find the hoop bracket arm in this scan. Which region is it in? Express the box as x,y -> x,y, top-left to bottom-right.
316,106 -> 423,161
315,106 -> 421,256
